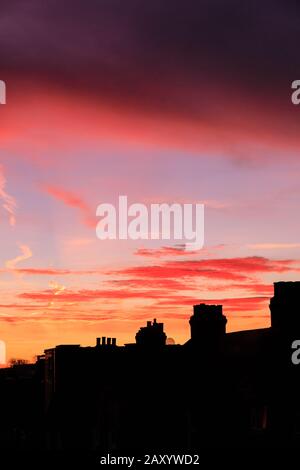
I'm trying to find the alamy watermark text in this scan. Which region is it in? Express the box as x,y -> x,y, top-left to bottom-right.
96,196 -> 204,250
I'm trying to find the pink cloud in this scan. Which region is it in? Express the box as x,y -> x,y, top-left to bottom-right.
43,185 -> 95,228
135,245 -> 201,258
135,244 -> 227,258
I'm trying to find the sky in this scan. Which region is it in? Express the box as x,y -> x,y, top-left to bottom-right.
0,0 -> 300,361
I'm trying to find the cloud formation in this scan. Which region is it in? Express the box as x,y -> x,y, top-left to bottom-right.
43,185 -> 95,228
1,1 -> 300,156
112,256 -> 300,281
135,246 -> 202,258
5,244 -> 32,270
0,165 -> 17,227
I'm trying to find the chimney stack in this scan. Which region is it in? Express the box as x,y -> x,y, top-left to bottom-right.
102,336 -> 106,345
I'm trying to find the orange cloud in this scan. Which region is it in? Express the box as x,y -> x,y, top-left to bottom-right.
18,288 -> 175,303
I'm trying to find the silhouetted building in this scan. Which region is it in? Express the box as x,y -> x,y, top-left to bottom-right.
187,303 -> 227,348
96,337 -> 117,347
2,281 -> 300,451
135,318 -> 167,347
270,281 -> 300,336
44,345 -> 80,410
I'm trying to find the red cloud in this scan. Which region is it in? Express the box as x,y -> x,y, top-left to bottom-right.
4,256 -> 297,280
112,256 -> 300,281
111,265 -> 250,281
9,256 -> 300,329
1,1 -> 300,163
231,283 -> 274,295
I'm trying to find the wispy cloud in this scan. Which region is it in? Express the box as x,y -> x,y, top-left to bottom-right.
3,267 -> 99,276
135,245 -> 200,258
0,165 -> 17,227
43,185 -> 95,228
48,281 -> 66,308
248,243 -> 300,250
18,288 -> 172,303
5,244 -> 32,270
135,244 -> 226,258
